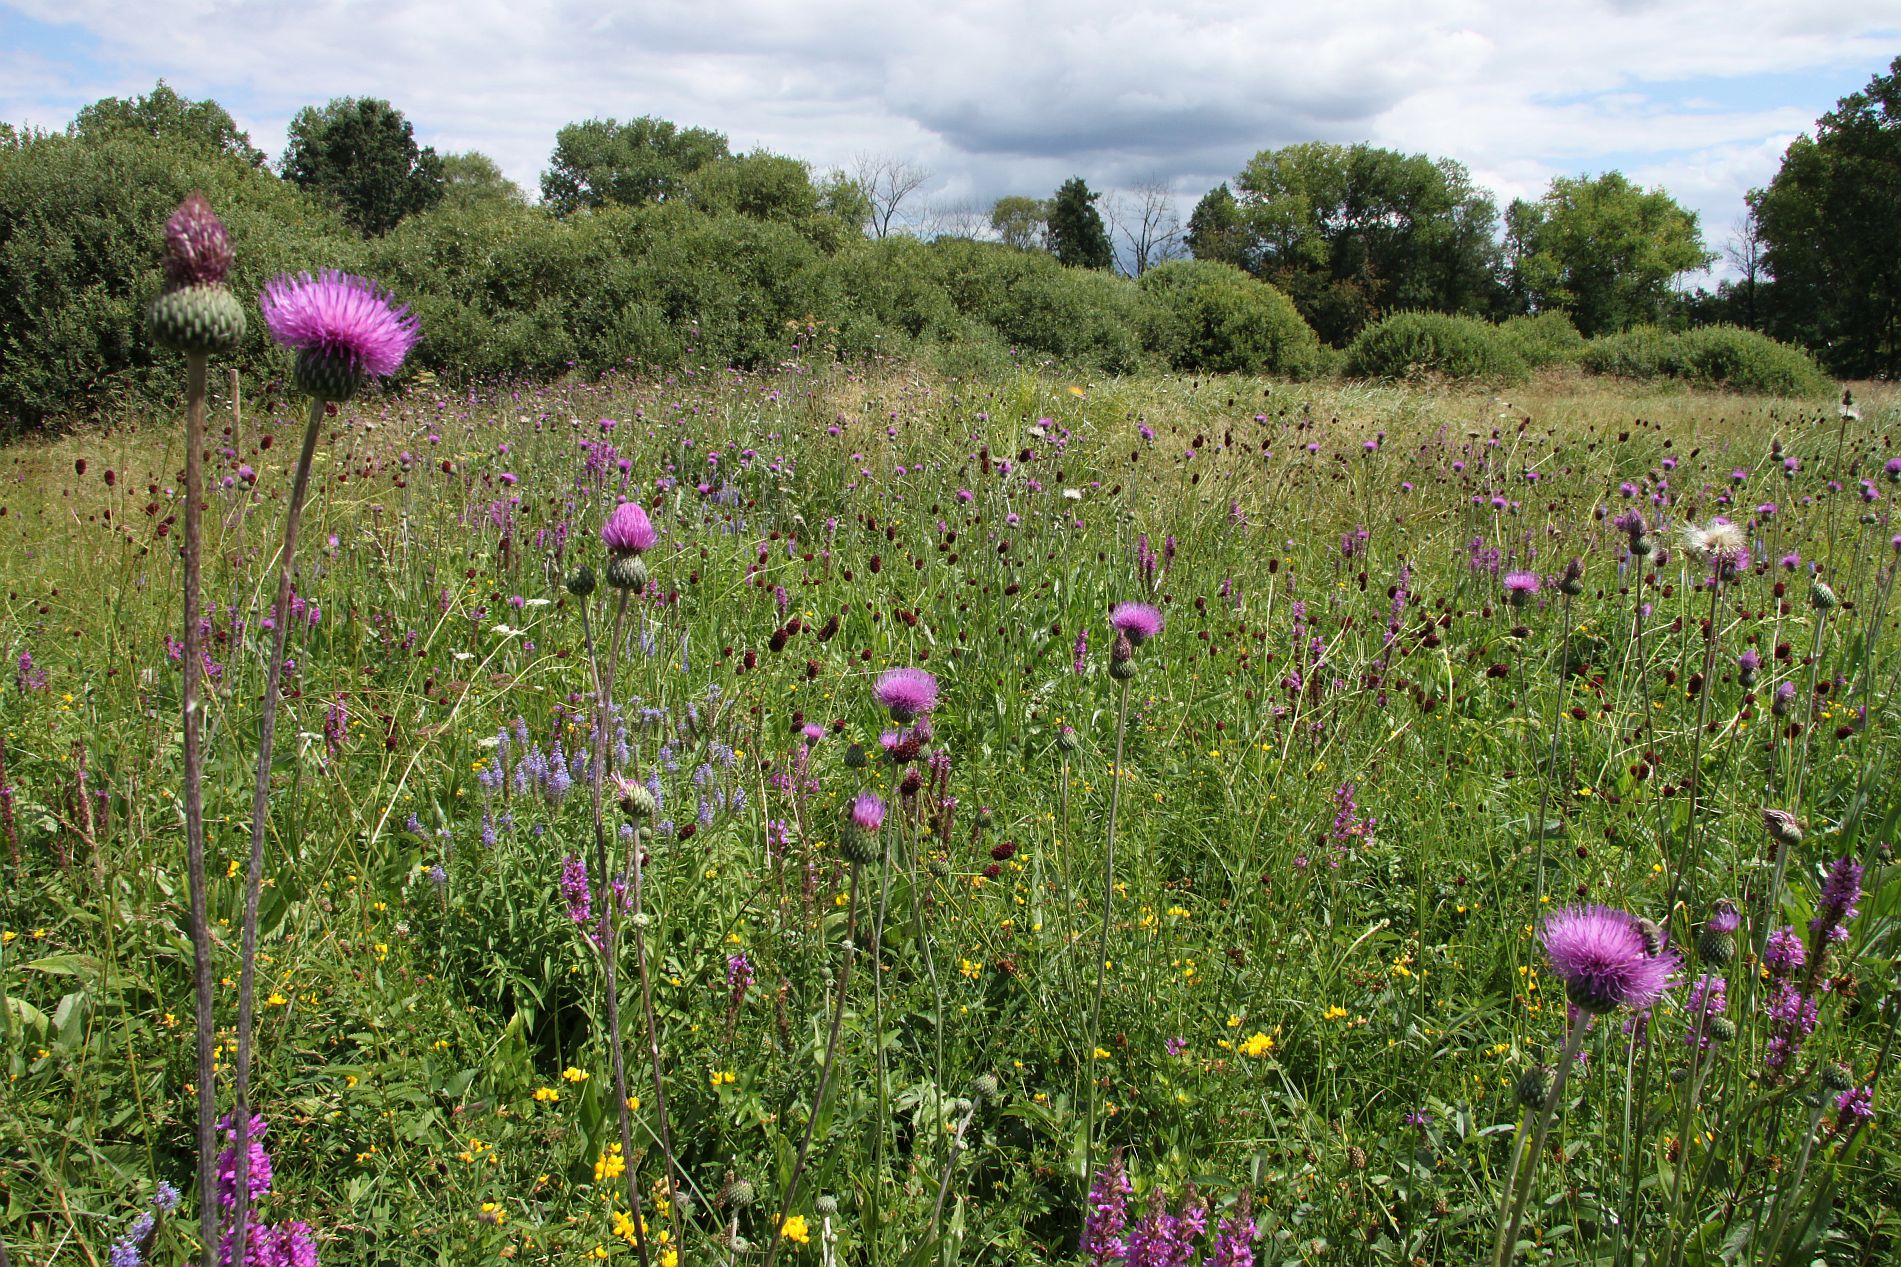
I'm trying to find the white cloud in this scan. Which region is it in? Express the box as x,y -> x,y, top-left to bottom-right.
5,0 -> 1898,261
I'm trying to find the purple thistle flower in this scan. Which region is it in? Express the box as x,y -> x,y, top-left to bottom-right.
1705,900 -> 1742,935
1109,601 -> 1163,645
163,192 -> 233,287
873,667 -> 939,722
259,269 -> 419,379
850,791 -> 887,833
1502,570 -> 1541,606
1540,905 -> 1678,1014
601,500 -> 657,553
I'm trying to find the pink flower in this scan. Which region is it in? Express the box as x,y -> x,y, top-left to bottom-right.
259,270 -> 419,379
601,501 -> 657,553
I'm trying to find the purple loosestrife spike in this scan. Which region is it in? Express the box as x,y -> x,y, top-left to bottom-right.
259,269 -> 419,402
873,667 -> 938,722
1109,601 -> 1163,646
1080,1159 -> 1132,1265
1539,904 -> 1678,1014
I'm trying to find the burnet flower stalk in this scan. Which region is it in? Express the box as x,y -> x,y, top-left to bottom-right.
1493,905 -> 1677,1267
227,269 -> 417,1266
147,192 -> 246,1267
1083,603 -> 1161,1188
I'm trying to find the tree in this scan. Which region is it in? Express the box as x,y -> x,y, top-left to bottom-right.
1184,184 -> 1251,270
439,151 -> 526,210
989,196 -> 1046,251
72,81 -> 267,168
852,153 -> 931,238
1219,143 -> 1505,344
1751,56 -> 1901,377
540,116 -> 729,216
281,97 -> 444,235
1044,177 -> 1114,270
1505,171 -> 1712,336
1106,178 -> 1184,276
1722,209 -> 1765,331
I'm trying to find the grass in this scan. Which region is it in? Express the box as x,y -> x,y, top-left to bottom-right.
0,357 -> 1897,1266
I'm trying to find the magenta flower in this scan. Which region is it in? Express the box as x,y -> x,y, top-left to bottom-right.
260,270 -> 419,380
601,500 -> 657,554
1540,905 -> 1678,1014
1109,602 -> 1163,645
874,667 -> 939,722
850,791 -> 887,833
1503,570 -> 1541,603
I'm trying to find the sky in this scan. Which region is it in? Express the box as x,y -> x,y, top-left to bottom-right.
4,0 -> 1899,277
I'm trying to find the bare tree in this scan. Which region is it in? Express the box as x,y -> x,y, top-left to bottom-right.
852,153 -> 932,238
914,199 -> 989,241
1724,207 -> 1765,331
1106,177 -> 1185,276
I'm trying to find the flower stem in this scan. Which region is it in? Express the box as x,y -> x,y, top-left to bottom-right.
1084,675 -> 1133,1188
229,392 -> 324,1266
583,592 -> 653,1267
1493,1013 -> 1588,1267
180,353 -> 219,1267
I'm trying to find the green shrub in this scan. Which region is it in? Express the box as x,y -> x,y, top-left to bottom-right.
1580,325 -> 1831,396
0,130 -> 361,425
1343,311 -> 1528,382
1498,311 -> 1584,368
1138,259 -> 1321,377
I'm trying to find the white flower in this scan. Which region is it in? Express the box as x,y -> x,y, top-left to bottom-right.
1062,488 -> 1083,501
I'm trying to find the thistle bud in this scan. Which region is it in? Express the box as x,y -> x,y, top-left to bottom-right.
844,742 -> 868,770
1559,558 -> 1584,596
814,1195 -> 839,1217
1633,534 -> 1655,557
1821,1063 -> 1854,1093
927,856 -> 951,878
617,779 -> 659,820
605,552 -> 649,591
970,1072 -> 1001,1103
1696,928 -> 1735,968
565,564 -> 597,598
838,824 -> 882,867
1110,658 -> 1138,681
1809,580 -> 1838,612
1056,725 -> 1079,753
1708,1016 -> 1736,1044
722,1177 -> 755,1209
1762,807 -> 1803,848
1516,1065 -> 1553,1109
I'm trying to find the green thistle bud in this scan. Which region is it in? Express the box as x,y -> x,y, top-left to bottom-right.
1110,658 -> 1138,682
927,856 -> 951,878
1696,929 -> 1735,968
814,1195 -> 838,1217
605,552 -> 649,591
838,825 -> 882,867
845,742 -> 868,770
722,1177 -> 755,1209
1633,534 -> 1655,557
1056,725 -> 1079,753
1708,1017 -> 1736,1044
292,347 -> 366,403
1809,580 -> 1838,611
1762,808 -> 1803,848
1516,1065 -> 1554,1109
147,284 -> 247,357
970,1072 -> 1001,1103
1821,1063 -> 1854,1093
565,564 -> 596,598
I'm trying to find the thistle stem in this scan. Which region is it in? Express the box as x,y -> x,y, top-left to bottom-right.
228,393 -> 324,1266
181,353 -> 219,1267
1493,1013 -> 1588,1267
1084,674 -> 1133,1188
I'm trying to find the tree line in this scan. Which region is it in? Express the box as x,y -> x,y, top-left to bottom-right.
0,63 -> 1891,422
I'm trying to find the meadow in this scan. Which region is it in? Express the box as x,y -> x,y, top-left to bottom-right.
1,347 -> 1897,1266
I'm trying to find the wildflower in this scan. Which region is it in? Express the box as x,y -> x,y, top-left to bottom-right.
1081,1156 -> 1132,1265
1539,905 -> 1678,1015
778,1214 -> 811,1245
1502,571 -> 1541,606
559,855 -> 591,925
259,269 -> 419,402
601,501 -> 658,554
1812,857 -> 1863,942
147,194 -> 245,356
1108,602 -> 1163,646
873,667 -> 939,722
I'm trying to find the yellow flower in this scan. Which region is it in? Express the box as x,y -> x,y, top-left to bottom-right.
594,1145 -> 625,1183
1322,1005 -> 1349,1021
779,1214 -> 811,1244
479,1201 -> 506,1225
1239,1031 -> 1275,1057
267,992 -> 288,1007
532,1087 -> 560,1103
562,1066 -> 590,1083
710,1069 -> 736,1088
